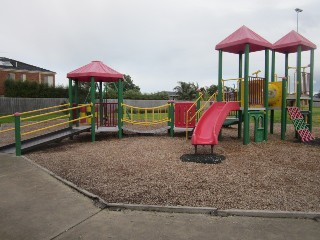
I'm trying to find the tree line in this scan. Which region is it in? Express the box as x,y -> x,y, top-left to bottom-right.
4,75 -> 237,100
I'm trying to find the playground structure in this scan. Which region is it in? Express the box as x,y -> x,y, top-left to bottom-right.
0,26 -> 317,156
199,26 -> 316,147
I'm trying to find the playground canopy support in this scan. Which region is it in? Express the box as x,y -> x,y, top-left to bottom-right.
215,25 -> 272,145
67,60 -> 124,141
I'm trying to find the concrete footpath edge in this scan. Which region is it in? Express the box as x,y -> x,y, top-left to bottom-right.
23,156 -> 320,220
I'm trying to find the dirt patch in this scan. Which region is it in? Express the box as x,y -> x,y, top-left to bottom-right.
25,124 -> 320,212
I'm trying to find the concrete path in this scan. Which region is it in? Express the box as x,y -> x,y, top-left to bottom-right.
0,153 -> 319,240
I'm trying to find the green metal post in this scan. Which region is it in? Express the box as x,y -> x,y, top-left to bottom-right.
238,53 -> 243,139
99,81 -> 103,127
309,49 -> 314,131
118,79 -> 123,138
90,77 -> 95,142
270,50 -> 276,134
68,78 -> 73,128
271,50 -> 275,82
243,44 -> 250,145
284,53 -> 289,133
264,49 -> 269,141
218,50 -> 223,102
296,45 -> 302,109
75,80 -> 79,127
281,77 -> 287,140
168,100 -> 174,137
14,113 -> 21,156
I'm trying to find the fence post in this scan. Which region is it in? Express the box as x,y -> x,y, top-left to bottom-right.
14,112 -> 21,156
168,100 -> 174,137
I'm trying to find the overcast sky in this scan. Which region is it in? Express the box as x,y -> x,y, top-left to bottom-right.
1,0 -> 319,93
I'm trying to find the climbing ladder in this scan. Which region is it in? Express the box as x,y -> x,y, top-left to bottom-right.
287,107 -> 315,142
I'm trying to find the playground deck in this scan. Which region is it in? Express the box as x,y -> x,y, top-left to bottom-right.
0,126 -> 90,154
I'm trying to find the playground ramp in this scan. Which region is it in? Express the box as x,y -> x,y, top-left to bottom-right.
192,102 -> 240,146
0,126 -> 91,154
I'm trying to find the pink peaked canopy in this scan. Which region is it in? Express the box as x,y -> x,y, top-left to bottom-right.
273,30 -> 317,54
67,60 -> 123,82
215,25 -> 272,54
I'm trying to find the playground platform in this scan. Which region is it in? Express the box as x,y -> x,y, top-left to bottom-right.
0,126 -> 90,154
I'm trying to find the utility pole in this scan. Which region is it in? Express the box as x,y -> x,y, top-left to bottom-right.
295,8 -> 303,33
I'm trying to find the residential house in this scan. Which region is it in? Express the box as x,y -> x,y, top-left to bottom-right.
0,57 -> 56,95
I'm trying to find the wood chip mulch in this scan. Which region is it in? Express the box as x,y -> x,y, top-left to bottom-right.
23,124 -> 320,212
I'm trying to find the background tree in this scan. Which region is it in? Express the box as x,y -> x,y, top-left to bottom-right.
207,84 -> 218,96
173,81 -> 199,100
123,74 -> 140,92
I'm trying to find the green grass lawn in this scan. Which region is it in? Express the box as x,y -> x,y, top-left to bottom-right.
272,107 -> 320,127
0,112 -> 69,124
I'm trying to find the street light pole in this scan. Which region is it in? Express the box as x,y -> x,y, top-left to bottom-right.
295,8 -> 303,32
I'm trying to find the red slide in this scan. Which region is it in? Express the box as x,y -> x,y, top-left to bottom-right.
191,102 -> 240,146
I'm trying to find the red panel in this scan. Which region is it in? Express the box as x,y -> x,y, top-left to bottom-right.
103,103 -> 118,127
174,102 -> 196,128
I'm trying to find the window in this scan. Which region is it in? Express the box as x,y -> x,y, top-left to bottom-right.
20,74 -> 26,81
7,73 -> 15,80
0,60 -> 13,67
43,76 -> 54,86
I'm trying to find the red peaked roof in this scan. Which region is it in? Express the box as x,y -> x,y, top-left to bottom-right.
273,30 -> 317,53
215,25 -> 272,54
67,61 -> 123,82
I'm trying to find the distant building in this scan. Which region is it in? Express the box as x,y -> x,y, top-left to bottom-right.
0,57 -> 56,95
166,91 -> 178,100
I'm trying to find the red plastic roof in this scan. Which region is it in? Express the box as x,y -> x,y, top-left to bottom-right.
67,61 -> 123,82
215,25 -> 272,53
273,30 -> 316,53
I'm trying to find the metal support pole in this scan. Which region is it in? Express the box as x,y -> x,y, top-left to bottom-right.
296,45 -> 302,108
264,49 -> 269,141
99,81 -> 103,127
14,113 -> 21,156
75,80 -> 79,127
243,44 -> 250,145
238,53 -> 243,139
281,77 -> 287,140
270,51 -> 276,134
284,53 -> 289,134
90,77 -> 95,142
68,78 -> 73,128
309,49 -> 314,131
118,79 -> 123,138
218,50 -> 223,102
168,100 -> 174,137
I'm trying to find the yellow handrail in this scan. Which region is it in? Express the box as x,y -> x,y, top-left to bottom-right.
0,127 -> 15,134
19,103 -> 70,116
21,115 -> 69,128
122,103 -> 170,126
186,93 -> 217,140
21,103 -> 91,121
22,115 -> 92,136
185,93 -> 216,140
0,114 -> 14,120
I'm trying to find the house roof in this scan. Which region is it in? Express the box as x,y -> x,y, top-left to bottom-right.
273,30 -> 317,53
0,57 -> 55,73
67,60 -> 123,82
215,25 -> 272,54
